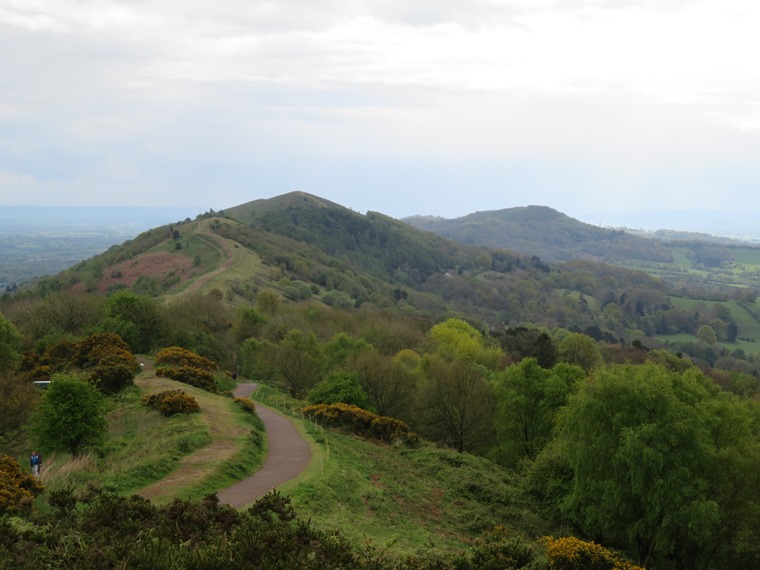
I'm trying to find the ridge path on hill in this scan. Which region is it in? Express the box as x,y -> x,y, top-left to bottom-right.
216,383 -> 312,508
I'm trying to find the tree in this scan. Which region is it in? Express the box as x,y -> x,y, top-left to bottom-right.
697,324 -> 717,345
242,330 -> 323,397
429,318 -> 504,370
557,332 -> 602,372
421,358 -> 495,453
351,349 -> 418,418
0,370 -> 38,451
0,312 -> 21,373
726,321 -> 739,343
308,371 -> 368,408
555,363 -> 760,569
30,374 -> 107,456
492,359 -> 583,465
232,306 -> 267,343
322,332 -> 370,372
256,290 -> 281,316
103,290 -> 166,353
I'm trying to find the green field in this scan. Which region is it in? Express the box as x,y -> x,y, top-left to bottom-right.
659,297 -> 760,356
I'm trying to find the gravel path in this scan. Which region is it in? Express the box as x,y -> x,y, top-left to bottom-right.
216,383 -> 312,508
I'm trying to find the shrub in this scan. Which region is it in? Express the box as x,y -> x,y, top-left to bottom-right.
303,403 -> 418,446
543,536 -> 644,570
30,334 -> 139,394
30,374 -> 107,456
0,455 -> 43,515
142,390 -> 200,416
72,333 -> 133,368
156,365 -> 218,393
464,526 -> 535,569
234,397 -> 257,415
155,346 -> 217,372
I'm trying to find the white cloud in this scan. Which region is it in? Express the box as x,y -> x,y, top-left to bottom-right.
0,0 -> 759,221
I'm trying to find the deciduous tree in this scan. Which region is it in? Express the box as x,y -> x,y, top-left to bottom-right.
421,357 -> 495,453
30,374 -> 106,457
492,359 -> 583,465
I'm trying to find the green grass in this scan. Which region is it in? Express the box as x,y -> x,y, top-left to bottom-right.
37,385 -> 212,496
253,384 -> 546,557
658,297 -> 760,357
36,375 -> 268,508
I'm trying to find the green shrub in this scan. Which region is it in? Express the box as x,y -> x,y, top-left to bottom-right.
142,389 -> 200,416
308,372 -> 368,408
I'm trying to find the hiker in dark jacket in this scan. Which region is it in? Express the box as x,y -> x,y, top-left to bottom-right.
30,451 -> 42,477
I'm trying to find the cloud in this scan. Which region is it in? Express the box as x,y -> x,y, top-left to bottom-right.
0,0 -> 759,224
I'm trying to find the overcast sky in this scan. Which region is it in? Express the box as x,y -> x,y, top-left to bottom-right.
1,0 -> 759,230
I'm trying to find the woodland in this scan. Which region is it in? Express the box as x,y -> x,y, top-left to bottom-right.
1,191 -> 759,569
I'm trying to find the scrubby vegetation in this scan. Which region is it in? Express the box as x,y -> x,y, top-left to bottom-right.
142,389 -> 201,416
304,403 -> 418,445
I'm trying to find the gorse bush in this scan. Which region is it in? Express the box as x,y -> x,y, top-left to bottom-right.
543,536 -> 645,570
20,332 -> 139,394
156,365 -> 218,393
155,346 -> 217,371
142,389 -> 200,416
304,403 -> 418,446
0,455 -> 43,515
233,397 -> 257,415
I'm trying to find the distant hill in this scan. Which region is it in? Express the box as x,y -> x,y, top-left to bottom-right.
403,205 -> 672,264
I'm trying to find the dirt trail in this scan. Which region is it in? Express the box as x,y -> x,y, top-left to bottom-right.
135,369 -> 248,501
216,384 -> 312,508
183,219 -> 243,295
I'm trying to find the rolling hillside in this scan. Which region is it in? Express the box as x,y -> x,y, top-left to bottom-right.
403,205 -> 672,264
17,191 -> 760,374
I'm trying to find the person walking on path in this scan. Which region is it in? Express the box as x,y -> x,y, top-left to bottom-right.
30,451 -> 42,477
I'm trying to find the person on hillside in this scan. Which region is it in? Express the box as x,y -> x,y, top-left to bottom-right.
30,450 -> 42,477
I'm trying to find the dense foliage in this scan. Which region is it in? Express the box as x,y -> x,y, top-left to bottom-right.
29,374 -> 107,457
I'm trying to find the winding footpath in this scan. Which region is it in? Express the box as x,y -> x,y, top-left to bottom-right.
216,383 -> 312,508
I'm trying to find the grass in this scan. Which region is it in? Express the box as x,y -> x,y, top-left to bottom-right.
657,297 -> 760,358
35,370 -> 267,508
252,383 -> 546,557
37,385 -> 212,498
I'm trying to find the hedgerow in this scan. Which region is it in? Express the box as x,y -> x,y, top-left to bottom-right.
303,403 -> 418,446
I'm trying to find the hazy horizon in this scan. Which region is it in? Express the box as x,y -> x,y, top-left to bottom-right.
2,200 -> 758,242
